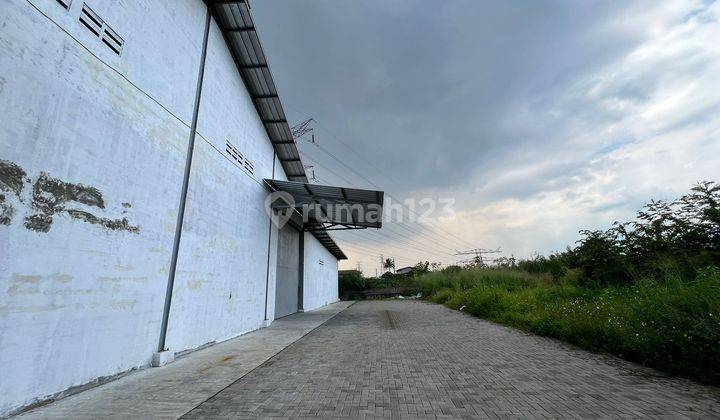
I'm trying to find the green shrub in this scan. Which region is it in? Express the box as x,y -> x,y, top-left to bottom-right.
418,266 -> 720,385
511,181 -> 720,286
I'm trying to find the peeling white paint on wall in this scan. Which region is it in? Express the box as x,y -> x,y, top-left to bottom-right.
0,0 -> 339,416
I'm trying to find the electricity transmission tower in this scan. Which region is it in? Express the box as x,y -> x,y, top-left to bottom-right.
455,248 -> 501,267
290,118 -> 315,143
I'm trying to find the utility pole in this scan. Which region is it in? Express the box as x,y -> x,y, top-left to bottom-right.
291,118 -> 315,143
304,164 -> 318,182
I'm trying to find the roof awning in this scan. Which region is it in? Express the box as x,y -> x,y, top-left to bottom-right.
265,179 -> 384,230
311,230 -> 347,261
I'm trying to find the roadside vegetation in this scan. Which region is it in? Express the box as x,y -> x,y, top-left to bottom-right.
339,267 -> 424,299
419,182 -> 720,385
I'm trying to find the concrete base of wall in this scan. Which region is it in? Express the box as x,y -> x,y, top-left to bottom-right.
151,350 -> 175,367
15,302 -> 352,419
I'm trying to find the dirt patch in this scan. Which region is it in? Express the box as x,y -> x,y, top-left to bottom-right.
384,310 -> 396,330
0,160 -> 140,233
0,195 -> 14,226
24,213 -> 53,232
67,209 -> 140,234
0,160 -> 26,225
25,172 -> 106,232
31,172 -> 105,212
0,159 -> 27,197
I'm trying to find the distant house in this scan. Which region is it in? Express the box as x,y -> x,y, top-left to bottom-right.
396,266 -> 414,276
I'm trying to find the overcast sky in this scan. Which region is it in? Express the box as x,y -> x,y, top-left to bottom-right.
252,0 -> 720,273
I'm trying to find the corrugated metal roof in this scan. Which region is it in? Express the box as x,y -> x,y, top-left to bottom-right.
309,230 -> 347,261
265,179 -> 384,230
206,0 -> 306,182
206,1 -> 353,260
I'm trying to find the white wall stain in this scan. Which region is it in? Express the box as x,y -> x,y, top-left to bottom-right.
110,299 -> 138,310
52,274 -> 73,283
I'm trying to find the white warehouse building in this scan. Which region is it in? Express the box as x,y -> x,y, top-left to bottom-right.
0,0 -> 383,416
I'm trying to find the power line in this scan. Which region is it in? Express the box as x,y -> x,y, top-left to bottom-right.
337,235 -> 450,262
337,244 -> 422,268
300,151 -> 466,254
306,150 -> 463,263
347,229 -> 455,258
306,141 -> 476,249
284,107 -> 477,248
339,247 -> 416,267
352,226 -> 457,256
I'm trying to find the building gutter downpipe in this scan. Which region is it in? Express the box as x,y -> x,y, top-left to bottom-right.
263,152 -> 277,323
156,7 -> 212,358
297,232 -> 304,312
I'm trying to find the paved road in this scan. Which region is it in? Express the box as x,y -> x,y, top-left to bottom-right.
183,300 -> 720,419
15,303 -> 354,420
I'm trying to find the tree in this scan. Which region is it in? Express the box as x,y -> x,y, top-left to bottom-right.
383,258 -> 395,273
412,261 -> 430,276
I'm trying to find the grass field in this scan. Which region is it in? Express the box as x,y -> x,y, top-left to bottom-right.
419,267 -> 720,385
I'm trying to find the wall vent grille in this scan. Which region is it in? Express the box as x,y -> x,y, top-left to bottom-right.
225,141 -> 255,175
56,0 -> 72,10
79,4 -> 101,36
79,4 -> 124,55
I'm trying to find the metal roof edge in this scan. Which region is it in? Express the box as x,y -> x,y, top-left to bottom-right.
204,1 -> 350,261
262,179 -> 349,261
310,230 -> 348,260
204,0 -> 308,183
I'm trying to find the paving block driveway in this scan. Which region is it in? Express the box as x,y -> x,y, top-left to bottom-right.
183,300 -> 720,419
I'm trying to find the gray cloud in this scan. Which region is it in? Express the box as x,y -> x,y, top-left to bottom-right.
250,0 -> 720,267
252,0 -> 652,192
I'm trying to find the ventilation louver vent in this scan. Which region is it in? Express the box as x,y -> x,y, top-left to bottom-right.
79,4 -> 124,55
102,27 -> 123,55
56,0 -> 72,10
225,141 -> 255,175
79,4 -> 101,36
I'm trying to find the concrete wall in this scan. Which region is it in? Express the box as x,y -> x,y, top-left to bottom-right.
0,0 -> 204,415
302,232 -> 340,311
0,0 -> 341,416
163,19 -> 280,354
